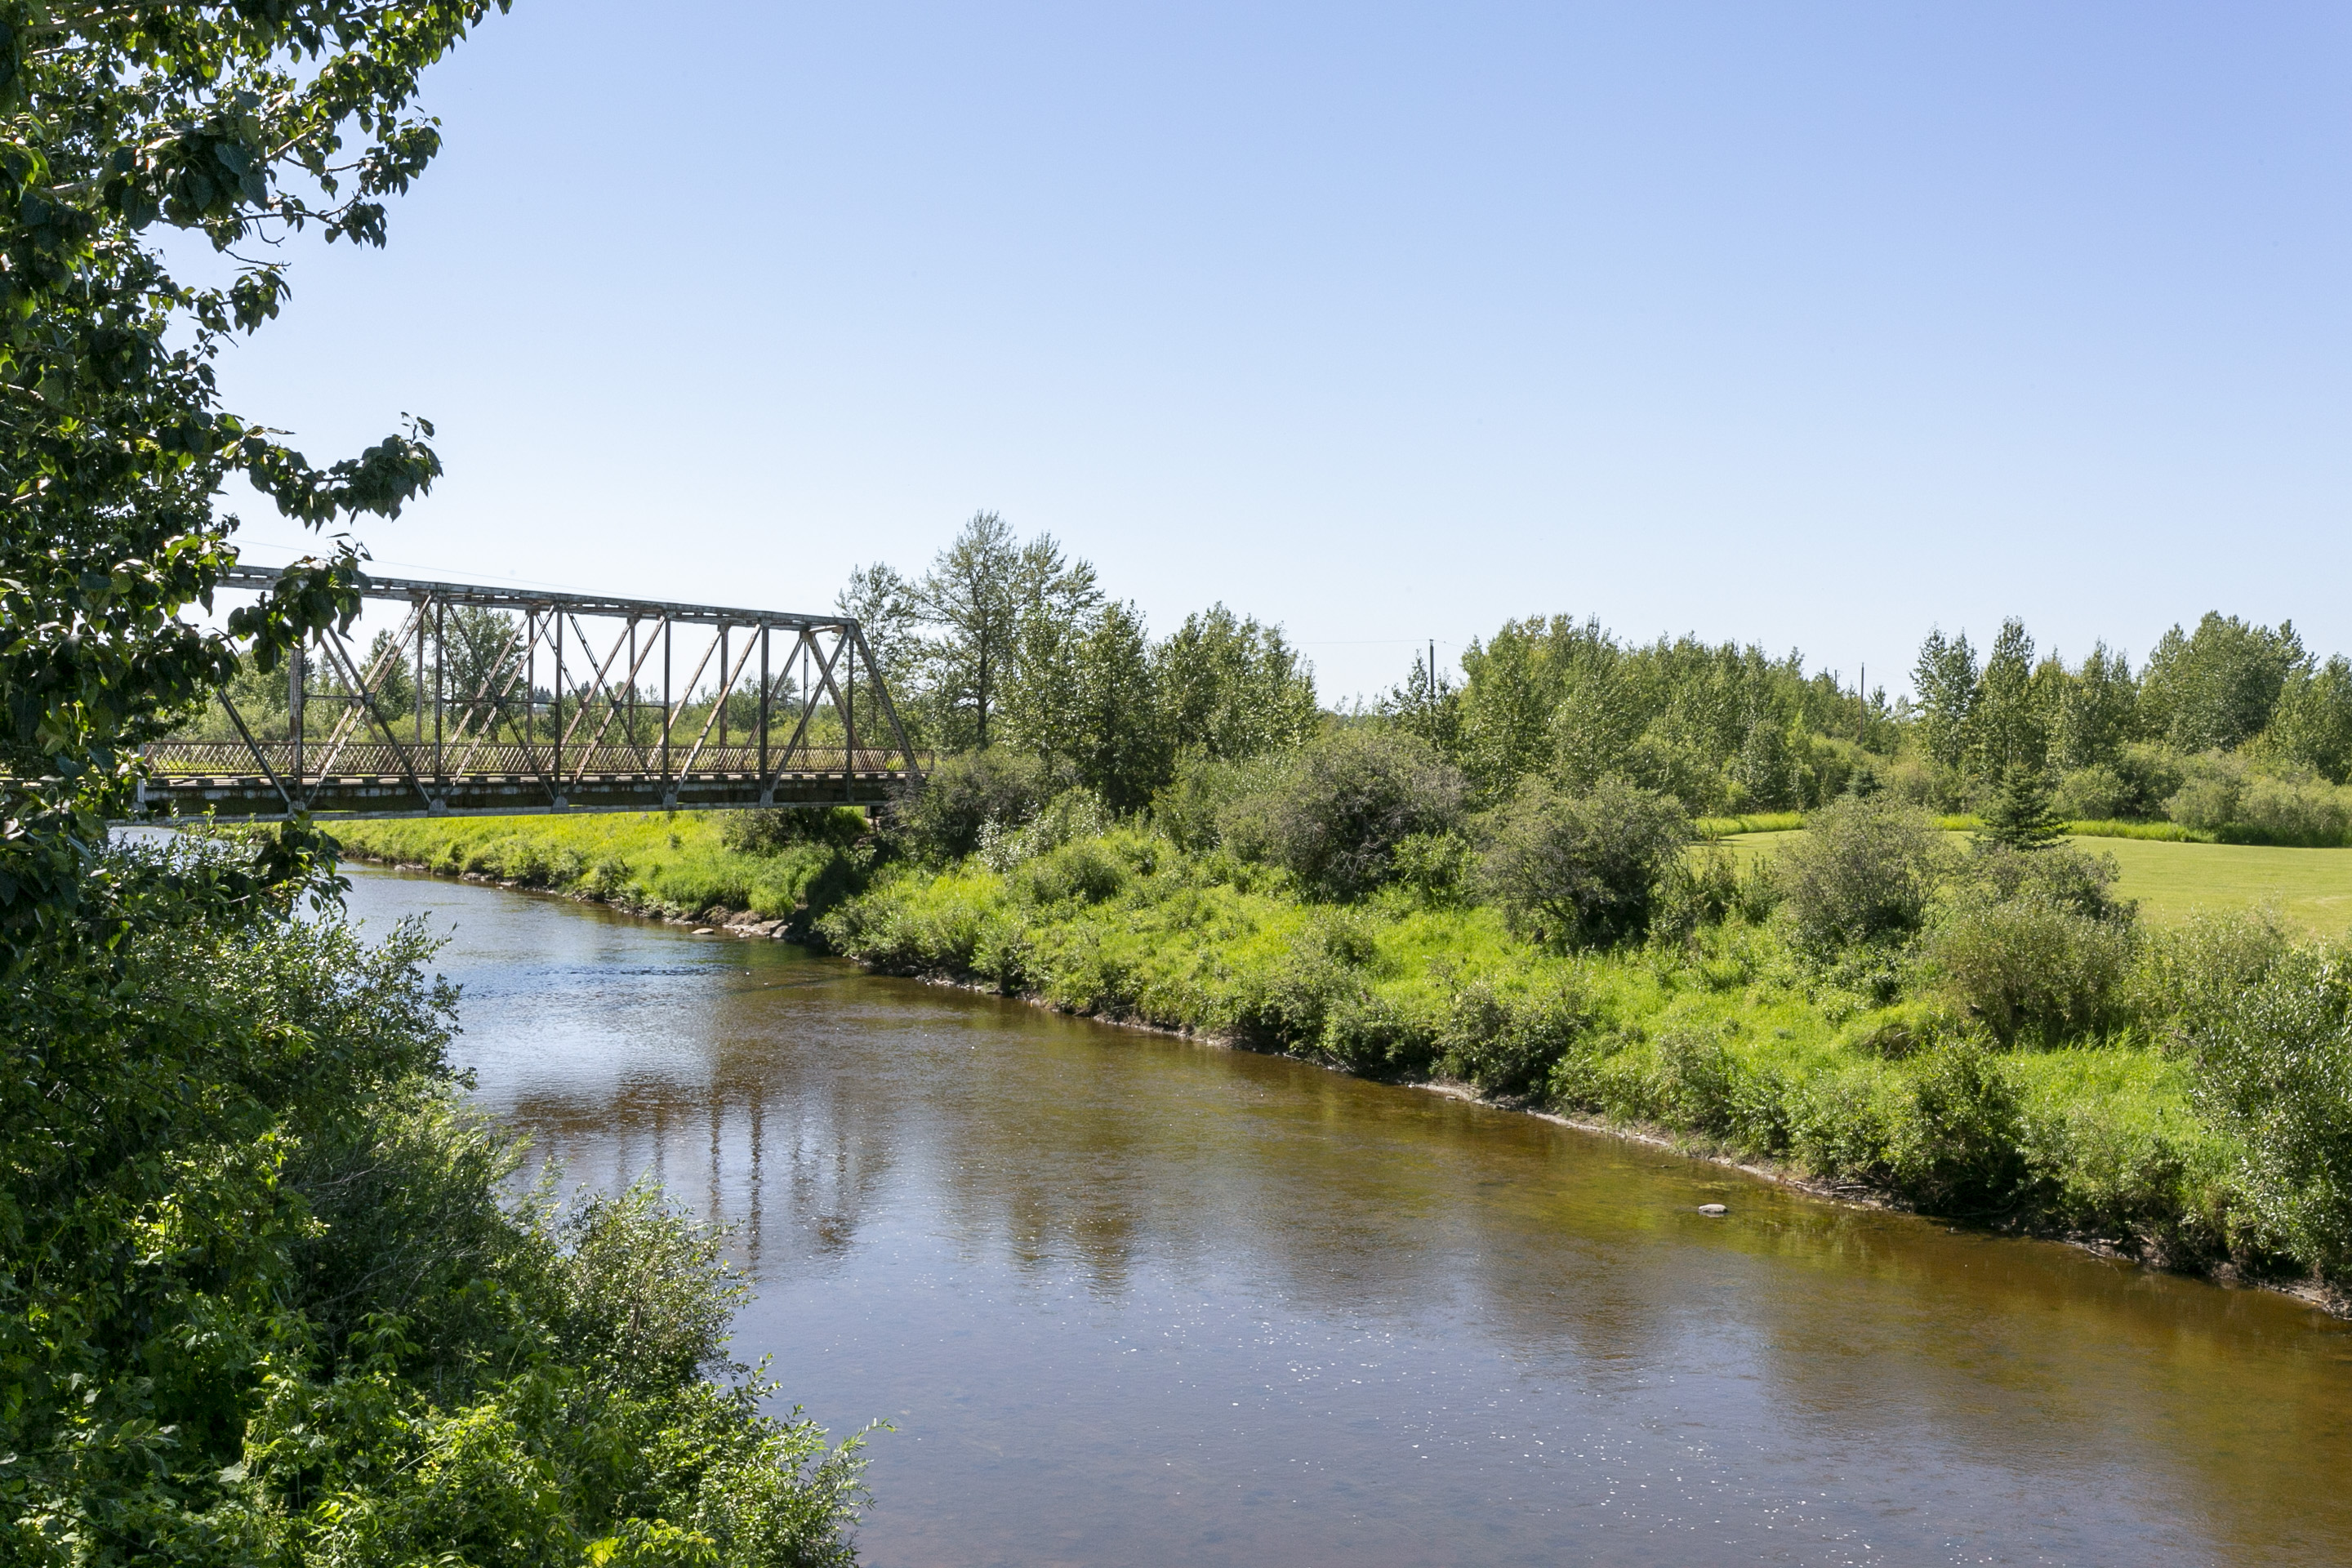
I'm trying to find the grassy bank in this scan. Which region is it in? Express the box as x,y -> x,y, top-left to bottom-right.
335,810 -> 868,931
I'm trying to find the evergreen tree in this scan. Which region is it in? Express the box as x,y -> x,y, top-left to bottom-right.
1979,763 -> 2066,850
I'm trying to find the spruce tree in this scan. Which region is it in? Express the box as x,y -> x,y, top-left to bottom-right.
1980,764 -> 2066,850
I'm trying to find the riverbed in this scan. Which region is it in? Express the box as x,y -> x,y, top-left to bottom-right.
345,864 -> 2352,1567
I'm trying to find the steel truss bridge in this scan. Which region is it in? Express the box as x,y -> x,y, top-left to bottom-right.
135,566 -> 923,822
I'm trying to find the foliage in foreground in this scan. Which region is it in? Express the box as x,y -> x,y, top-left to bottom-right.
0,838 -> 868,1566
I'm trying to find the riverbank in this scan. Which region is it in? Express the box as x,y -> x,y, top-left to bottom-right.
331,810 -> 2350,1315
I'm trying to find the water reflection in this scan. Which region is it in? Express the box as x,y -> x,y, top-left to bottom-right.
350,867 -> 2352,1567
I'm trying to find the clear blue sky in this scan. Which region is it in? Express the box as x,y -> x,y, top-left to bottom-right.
208,2 -> 2352,704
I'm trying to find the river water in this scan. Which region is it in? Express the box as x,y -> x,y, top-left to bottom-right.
344,866 -> 2352,1567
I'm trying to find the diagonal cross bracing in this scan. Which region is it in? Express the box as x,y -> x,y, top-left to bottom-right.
130,564 -> 926,822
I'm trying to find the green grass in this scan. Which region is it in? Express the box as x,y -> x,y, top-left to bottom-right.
1692,811 -> 1806,838
332,811 -> 864,924
2087,836 -> 2352,938
1713,829 -> 2352,938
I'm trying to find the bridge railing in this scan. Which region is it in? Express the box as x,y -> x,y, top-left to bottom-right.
142,741 -> 930,779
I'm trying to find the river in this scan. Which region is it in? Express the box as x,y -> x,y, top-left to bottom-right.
344,864 -> 2352,1567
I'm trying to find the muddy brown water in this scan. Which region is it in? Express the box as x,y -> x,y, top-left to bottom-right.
345,865 -> 2352,1567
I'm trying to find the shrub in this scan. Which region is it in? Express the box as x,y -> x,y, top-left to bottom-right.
1223,728 -> 1467,900
2050,764 -> 2131,822
2111,742 -> 2187,817
1653,1027 -> 1791,1151
888,748 -> 1051,862
2163,751 -> 2247,834
719,804 -> 867,855
979,787 -> 1109,871
1009,837 -> 1129,906
1248,911 -> 1387,1059
1960,840 -> 2130,921
1388,829 -> 1477,907
1152,751 -> 1281,853
1650,843 -> 1778,939
2231,773 -> 2352,845
1923,890 -> 2138,1047
2130,906 -> 2292,1043
1438,981 -> 1592,1098
1887,1042 -> 2029,1214
2189,947 -> 2352,1276
1774,795 -> 1945,956
1478,776 -> 1690,949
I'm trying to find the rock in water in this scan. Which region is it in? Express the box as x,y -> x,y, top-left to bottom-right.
1697,1203 -> 1729,1216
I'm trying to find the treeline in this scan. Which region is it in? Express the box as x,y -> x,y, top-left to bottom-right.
837,511 -> 1319,808
850,519 -> 2352,848
1904,614 -> 2352,843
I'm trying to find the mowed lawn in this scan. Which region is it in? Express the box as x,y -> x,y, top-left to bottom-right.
1716,831 -> 2352,938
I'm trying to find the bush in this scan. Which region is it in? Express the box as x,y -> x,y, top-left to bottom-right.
1388,829 -> 1478,907
1650,844 -> 1779,939
1774,795 -> 1945,956
1478,776 -> 1690,949
2050,764 -> 2131,822
2111,742 -> 2186,818
1885,1043 -> 2030,1214
979,787 -> 1109,871
1223,728 -> 1468,900
2,840 -> 872,1565
1923,890 -> 2138,1047
2232,773 -> 2352,845
2163,751 -> 2247,833
1009,836 -> 1130,906
719,805 -> 868,855
1960,840 -> 2130,921
889,748 -> 1052,862
2130,906 -> 2291,1043
2190,946 -> 2352,1276
1151,751 -> 1281,853
1653,1027 -> 1791,1151
1437,981 -> 1592,1098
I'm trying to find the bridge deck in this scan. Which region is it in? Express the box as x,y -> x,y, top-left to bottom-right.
136,743 -> 918,820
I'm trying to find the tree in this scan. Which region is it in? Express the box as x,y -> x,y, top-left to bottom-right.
1383,645 -> 1462,757
2,2 -> 494,949
2264,653 -> 2352,783
1155,603 -> 1318,762
909,513 -> 1099,751
1978,762 -> 2065,850
1910,628 -> 1980,773
1070,601 -> 1166,813
2051,641 -> 2138,770
1971,617 -> 2047,777
2138,612 -> 2303,754
910,512 -> 1022,749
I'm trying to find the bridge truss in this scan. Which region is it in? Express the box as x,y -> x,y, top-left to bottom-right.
136,565 -> 924,822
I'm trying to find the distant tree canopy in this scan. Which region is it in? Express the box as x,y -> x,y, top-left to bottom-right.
1894,611 -> 2352,804
1384,615 -> 1886,813
843,513 -> 1317,812
845,503 -> 2352,845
